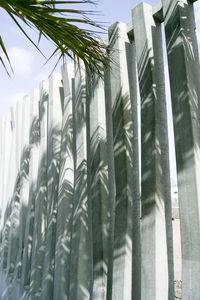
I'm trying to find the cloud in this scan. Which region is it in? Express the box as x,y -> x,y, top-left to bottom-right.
2,47 -> 35,77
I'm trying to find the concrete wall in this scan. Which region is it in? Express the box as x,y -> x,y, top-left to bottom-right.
0,1 -> 200,299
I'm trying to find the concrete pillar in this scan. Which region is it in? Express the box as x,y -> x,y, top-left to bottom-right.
0,115 -> 9,236
87,74 -> 110,300
107,21 -> 140,300
103,63 -> 116,300
125,39 -> 141,300
53,63 -> 74,300
0,110 -> 15,269
30,81 -> 49,296
7,100 -> 23,276
14,95 -> 31,279
0,114 -> 11,268
41,73 -> 63,300
21,88 -> 40,287
132,3 -> 173,299
69,64 -> 92,300
161,0 -> 200,298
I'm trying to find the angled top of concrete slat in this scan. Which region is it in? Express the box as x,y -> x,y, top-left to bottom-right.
113,0 -> 199,41
127,1 -> 163,40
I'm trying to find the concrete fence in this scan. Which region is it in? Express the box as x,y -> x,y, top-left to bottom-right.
0,0 -> 200,299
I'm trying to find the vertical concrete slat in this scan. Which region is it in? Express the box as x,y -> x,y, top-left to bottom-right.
53,63 -> 74,300
21,88 -> 40,287
7,101 -> 23,276
132,3 -> 173,300
0,115 -> 6,266
69,65 -> 92,300
125,40 -> 141,300
15,95 -> 31,279
88,74 -> 109,300
108,21 -> 140,300
0,113 -> 13,269
41,73 -> 63,300
103,64 -> 116,300
30,81 -> 49,297
162,0 -> 200,298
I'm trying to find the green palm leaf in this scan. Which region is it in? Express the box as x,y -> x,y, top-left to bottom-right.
0,36 -> 14,76
0,0 -> 109,76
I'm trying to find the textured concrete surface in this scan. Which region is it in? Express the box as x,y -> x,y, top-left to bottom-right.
133,2 -> 173,300
108,21 -> 140,300
0,1 -> 200,299
162,0 -> 200,299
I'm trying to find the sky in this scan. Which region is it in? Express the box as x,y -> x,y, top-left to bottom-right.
0,0 -> 200,116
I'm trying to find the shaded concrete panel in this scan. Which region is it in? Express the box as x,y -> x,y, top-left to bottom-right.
132,3 -> 173,300
0,269 -> 32,300
108,21 -> 140,300
30,81 -> 49,296
41,73 -> 63,300
53,63 -> 74,300
125,40 -> 142,300
162,0 -> 200,299
88,75 -> 109,300
69,65 -> 92,300
103,65 -> 116,300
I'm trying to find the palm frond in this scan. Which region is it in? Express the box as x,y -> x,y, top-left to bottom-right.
0,36 -> 14,75
0,0 -> 110,76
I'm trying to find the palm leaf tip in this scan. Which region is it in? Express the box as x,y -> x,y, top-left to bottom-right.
0,0 -> 110,76
0,36 -> 14,75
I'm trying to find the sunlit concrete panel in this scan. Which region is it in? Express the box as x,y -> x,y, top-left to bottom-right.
0,111 -> 14,230
29,81 -> 49,297
0,115 -> 8,231
162,0 -> 200,299
21,88 -> 40,288
7,100 -> 24,276
69,65 -> 92,300
108,21 -> 141,300
88,74 -> 110,300
0,112 -> 14,269
14,94 -> 31,279
41,73 -> 63,300
53,63 -> 74,300
0,115 -> 8,265
132,3 -> 173,300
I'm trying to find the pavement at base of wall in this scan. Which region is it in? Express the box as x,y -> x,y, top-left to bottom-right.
175,280 -> 182,299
